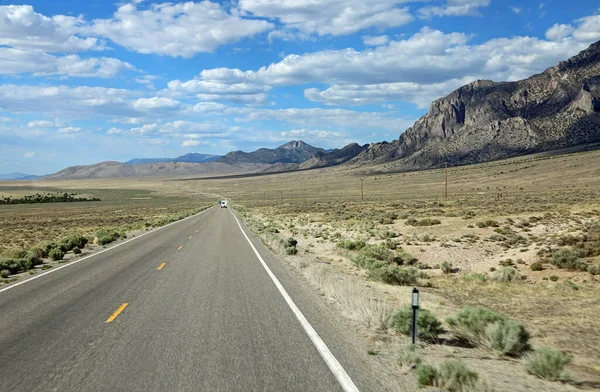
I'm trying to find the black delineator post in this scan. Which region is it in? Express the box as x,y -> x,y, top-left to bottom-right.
412,287 -> 419,345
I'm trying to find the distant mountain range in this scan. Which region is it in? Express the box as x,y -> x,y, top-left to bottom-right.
217,140 -> 324,165
42,141 -> 364,180
0,173 -> 43,181
125,153 -> 221,165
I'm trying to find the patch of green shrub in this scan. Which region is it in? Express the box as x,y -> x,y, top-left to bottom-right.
396,344 -> 421,368
416,364 -> 437,388
24,250 -> 42,266
389,305 -> 443,342
406,218 -> 441,227
588,263 -> 600,275
416,360 -> 479,392
549,275 -> 559,281
525,347 -> 571,381
48,247 -> 65,261
361,244 -> 396,263
285,237 -> 298,248
463,273 -> 487,282
484,319 -> 531,356
551,249 -> 586,271
530,261 -> 544,271
95,229 -> 121,245
490,267 -> 520,282
0,258 -> 22,274
337,239 -> 366,250
0,269 -> 9,278
59,234 -> 88,251
477,219 -> 500,228
285,246 -> 298,255
447,306 -> 531,356
446,306 -> 507,342
367,265 -> 419,285
441,261 -> 454,274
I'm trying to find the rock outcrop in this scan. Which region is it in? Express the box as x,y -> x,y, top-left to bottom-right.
350,40 -> 600,169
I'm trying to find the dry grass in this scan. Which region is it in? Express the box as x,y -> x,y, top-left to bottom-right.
0,181 -> 213,255
304,264 -> 392,330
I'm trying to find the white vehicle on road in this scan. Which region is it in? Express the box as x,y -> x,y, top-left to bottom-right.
220,200 -> 228,208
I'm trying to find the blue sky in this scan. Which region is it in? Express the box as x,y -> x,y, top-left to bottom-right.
0,0 -> 599,174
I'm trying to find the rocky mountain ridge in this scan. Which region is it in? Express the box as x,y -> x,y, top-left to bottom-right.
350,40 -> 600,169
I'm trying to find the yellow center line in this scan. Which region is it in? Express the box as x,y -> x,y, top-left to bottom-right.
188,236 -> 192,240
178,245 -> 183,250
195,229 -> 198,233
157,263 -> 166,270
106,303 -> 128,323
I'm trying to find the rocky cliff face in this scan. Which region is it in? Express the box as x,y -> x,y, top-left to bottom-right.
351,40 -> 600,169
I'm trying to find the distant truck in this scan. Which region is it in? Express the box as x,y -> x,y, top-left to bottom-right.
220,200 -> 228,208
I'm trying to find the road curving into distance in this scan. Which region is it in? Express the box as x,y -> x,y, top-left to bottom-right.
0,206 -> 407,391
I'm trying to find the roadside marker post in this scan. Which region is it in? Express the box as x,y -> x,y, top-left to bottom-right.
412,287 -> 419,345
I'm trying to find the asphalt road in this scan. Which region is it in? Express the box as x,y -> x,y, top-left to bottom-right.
0,206 -> 385,392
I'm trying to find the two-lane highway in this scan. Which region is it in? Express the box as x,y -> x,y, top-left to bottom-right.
0,206 -> 365,391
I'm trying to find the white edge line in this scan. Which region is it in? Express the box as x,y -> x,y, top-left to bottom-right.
230,209 -> 360,392
0,206 -> 214,295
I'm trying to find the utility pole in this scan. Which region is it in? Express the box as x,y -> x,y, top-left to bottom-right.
445,162 -> 448,203
361,178 -> 364,202
280,191 -> 283,201
304,188 -> 307,202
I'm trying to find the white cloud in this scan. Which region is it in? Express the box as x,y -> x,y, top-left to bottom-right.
0,5 -> 135,79
107,127 -> 125,135
281,128 -> 348,139
572,15 -> 600,42
87,2 -> 273,57
197,28 -> 472,86
0,5 -> 104,53
182,140 -> 204,147
27,120 -> 54,128
166,78 -> 271,105
135,74 -> 159,90
305,78 -> 474,108
132,97 -> 181,111
363,35 -> 389,46
511,6 -> 522,14
192,13 -> 600,108
239,0 -> 413,37
58,126 -> 82,133
0,42 -> 135,78
418,0 -> 491,18
235,107 -> 409,131
24,152 -> 35,158
545,23 -> 575,41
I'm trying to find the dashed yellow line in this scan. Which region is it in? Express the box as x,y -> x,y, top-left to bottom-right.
157,263 -> 166,270
195,229 -> 198,233
106,303 -> 128,323
188,236 -> 192,240
178,245 -> 183,250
